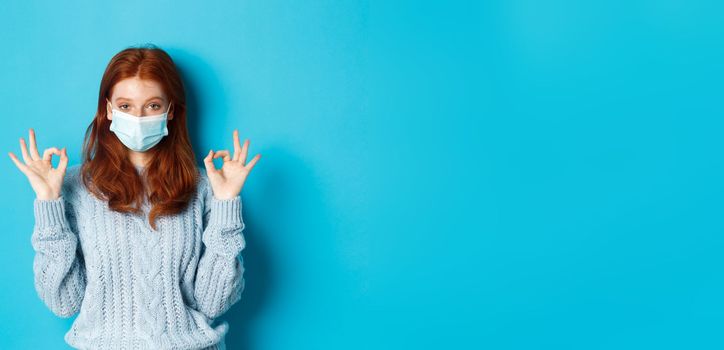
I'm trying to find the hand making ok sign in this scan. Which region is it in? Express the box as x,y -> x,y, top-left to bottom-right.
8,128 -> 69,200
204,129 -> 261,200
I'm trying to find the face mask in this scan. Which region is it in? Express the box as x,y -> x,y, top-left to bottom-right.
107,99 -> 171,152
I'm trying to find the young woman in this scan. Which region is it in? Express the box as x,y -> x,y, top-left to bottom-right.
8,45 -> 261,350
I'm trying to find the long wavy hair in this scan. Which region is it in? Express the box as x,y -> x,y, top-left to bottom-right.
81,44 -> 198,231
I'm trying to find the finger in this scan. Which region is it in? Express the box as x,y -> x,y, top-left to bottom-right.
8,152 -> 31,175
213,150 -> 231,162
42,147 -> 61,162
245,153 -> 261,171
203,149 -> 216,171
232,129 -> 242,161
29,128 -> 41,160
19,138 -> 31,164
240,139 -> 249,165
57,147 -> 69,172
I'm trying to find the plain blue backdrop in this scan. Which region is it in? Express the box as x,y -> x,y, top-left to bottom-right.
2,0 -> 723,349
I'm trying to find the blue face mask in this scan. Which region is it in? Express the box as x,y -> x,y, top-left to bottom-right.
107,99 -> 171,152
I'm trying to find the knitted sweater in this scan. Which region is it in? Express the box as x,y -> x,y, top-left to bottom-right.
31,164 -> 246,350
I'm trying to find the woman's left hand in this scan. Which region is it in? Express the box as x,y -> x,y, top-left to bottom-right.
204,129 -> 261,200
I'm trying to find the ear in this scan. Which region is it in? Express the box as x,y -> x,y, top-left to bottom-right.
168,103 -> 174,121
106,100 -> 113,121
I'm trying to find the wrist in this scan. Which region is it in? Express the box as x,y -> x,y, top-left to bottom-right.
212,189 -> 241,201
213,194 -> 239,200
36,193 -> 61,201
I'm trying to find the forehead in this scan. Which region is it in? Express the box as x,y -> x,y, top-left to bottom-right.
110,76 -> 166,101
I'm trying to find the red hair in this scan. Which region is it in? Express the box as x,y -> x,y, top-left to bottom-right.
81,44 -> 198,231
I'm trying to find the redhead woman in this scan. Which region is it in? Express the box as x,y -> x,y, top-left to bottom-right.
8,44 -> 261,350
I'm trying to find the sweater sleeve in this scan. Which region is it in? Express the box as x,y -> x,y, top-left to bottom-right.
31,187 -> 87,318
193,177 -> 246,319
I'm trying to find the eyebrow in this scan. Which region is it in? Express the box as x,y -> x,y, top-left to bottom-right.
114,96 -> 166,103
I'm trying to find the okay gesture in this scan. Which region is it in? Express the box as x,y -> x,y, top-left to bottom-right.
204,129 -> 261,200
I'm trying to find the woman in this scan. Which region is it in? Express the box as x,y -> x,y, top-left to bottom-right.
7,45 -> 261,349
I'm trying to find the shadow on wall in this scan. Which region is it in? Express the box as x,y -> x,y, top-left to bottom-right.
173,47 -> 338,349
174,48 -> 275,350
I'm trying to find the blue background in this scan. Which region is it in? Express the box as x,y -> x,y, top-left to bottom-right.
2,0 -> 723,349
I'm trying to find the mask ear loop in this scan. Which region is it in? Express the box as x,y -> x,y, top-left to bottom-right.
165,101 -> 173,121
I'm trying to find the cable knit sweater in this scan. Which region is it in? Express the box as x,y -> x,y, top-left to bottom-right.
31,163 -> 246,350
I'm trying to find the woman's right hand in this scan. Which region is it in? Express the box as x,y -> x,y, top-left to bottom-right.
8,128 -> 68,200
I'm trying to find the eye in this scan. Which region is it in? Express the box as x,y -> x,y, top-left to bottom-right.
119,104 -> 130,109
148,103 -> 161,110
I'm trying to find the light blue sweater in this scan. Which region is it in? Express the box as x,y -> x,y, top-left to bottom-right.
31,164 -> 246,350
